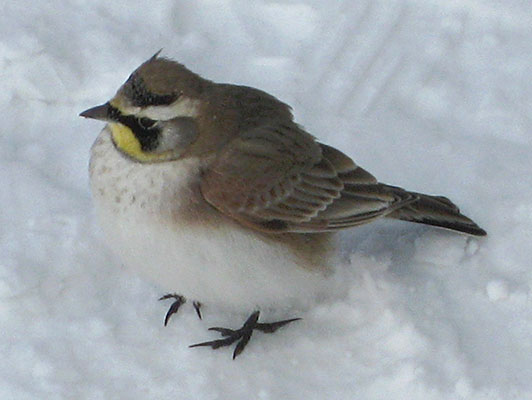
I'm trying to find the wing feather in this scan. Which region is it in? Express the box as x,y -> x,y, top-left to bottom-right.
200,124 -> 411,233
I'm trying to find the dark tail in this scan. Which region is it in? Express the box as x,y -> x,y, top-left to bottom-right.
386,187 -> 487,236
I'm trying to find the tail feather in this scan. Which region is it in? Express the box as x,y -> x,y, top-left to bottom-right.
386,187 -> 486,236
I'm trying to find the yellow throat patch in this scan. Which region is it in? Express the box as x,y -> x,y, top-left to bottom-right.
109,123 -> 170,163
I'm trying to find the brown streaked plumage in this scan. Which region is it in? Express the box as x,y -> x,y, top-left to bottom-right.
81,54 -> 486,358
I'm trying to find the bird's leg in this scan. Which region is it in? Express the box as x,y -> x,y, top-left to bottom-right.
190,311 -> 301,359
158,293 -> 186,326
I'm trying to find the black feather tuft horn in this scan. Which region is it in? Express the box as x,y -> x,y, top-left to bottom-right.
150,49 -> 163,61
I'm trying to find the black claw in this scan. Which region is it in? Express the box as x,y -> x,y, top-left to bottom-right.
208,327 -> 236,337
159,294 -> 186,326
255,317 -> 302,333
233,329 -> 253,359
243,311 -> 261,328
193,301 -> 203,320
190,311 -> 300,359
189,335 -> 240,350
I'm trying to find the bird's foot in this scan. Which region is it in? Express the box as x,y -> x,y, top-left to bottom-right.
159,294 -> 203,325
190,311 -> 301,359
159,293 -> 186,326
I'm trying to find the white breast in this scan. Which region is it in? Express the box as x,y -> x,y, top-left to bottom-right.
89,127 -> 346,312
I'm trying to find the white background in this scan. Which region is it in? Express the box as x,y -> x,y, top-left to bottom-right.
1,0 -> 531,398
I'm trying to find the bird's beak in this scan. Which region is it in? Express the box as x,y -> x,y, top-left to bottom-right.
79,102 -> 111,121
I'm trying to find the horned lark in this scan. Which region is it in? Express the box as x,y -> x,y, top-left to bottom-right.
81,52 -> 486,358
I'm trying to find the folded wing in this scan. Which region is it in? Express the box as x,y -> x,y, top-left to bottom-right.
200,123 -> 415,233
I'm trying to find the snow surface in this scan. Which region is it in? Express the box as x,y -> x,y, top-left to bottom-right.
1,0 -> 531,399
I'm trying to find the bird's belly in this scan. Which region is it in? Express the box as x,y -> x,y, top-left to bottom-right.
97,209 -> 340,310
89,128 -> 344,311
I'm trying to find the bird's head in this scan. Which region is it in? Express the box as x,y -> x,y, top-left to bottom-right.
80,52 -> 209,162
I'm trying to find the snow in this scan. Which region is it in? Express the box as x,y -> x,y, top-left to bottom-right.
1,0 -> 531,399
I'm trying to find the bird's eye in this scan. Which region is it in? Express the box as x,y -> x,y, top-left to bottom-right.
138,117 -> 156,129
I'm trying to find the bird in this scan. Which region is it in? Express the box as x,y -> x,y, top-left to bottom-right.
80,52 -> 486,359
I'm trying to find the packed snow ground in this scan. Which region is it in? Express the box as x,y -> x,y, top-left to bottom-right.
1,1 -> 531,399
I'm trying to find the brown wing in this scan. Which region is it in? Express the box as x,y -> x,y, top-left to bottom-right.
200,123 -> 416,233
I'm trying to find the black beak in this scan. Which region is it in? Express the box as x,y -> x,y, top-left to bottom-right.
79,102 -> 111,121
